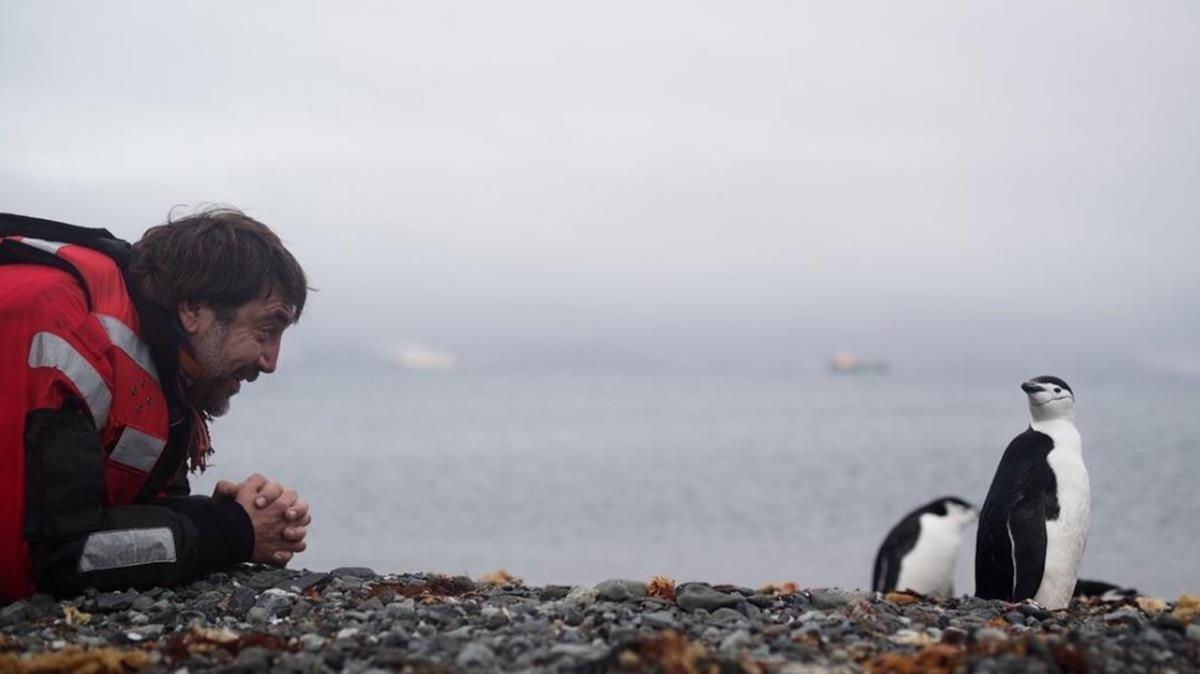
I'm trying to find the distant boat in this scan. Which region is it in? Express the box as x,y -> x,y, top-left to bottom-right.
829,351 -> 890,375
390,342 -> 458,371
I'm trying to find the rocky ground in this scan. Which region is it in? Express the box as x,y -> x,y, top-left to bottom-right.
1,566 -> 1197,673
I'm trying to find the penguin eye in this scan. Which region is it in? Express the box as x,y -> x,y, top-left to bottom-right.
1054,387 -> 1061,393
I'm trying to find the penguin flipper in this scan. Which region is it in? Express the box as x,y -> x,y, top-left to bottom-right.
1009,494 -> 1047,601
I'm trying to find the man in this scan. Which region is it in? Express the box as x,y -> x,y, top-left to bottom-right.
0,208 -> 311,600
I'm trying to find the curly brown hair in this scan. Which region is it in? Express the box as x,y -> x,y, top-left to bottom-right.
128,206 -> 308,322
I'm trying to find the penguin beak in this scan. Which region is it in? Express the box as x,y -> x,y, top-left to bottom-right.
1020,381 -> 1042,394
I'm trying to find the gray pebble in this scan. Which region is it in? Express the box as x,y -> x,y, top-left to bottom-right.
677,584 -> 739,612
719,629 -> 752,654
1187,623 -> 1200,643
711,607 -> 751,626
330,566 -> 376,579
456,642 -> 496,669
643,610 -> 680,630
975,627 -> 1008,644
594,578 -> 647,602
299,633 -> 327,651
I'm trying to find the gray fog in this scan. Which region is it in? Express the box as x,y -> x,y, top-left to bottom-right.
3,1 -> 1199,375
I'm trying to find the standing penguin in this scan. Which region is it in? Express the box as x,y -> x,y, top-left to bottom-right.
873,496 -> 977,596
975,375 -> 1090,609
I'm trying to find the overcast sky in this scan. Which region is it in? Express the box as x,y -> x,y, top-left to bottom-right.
3,1 -> 1198,376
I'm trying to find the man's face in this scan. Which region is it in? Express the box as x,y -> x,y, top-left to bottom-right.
179,292 -> 296,416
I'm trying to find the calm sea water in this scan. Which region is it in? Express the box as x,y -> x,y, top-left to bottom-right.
195,367 -> 1199,597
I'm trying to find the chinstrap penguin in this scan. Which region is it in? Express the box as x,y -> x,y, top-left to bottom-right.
872,496 -> 977,596
975,375 -> 1090,610
1073,578 -> 1139,601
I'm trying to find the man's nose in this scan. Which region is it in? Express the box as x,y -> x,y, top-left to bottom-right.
257,340 -> 280,373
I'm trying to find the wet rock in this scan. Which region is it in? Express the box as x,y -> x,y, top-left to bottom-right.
96,590 -> 139,613
677,584 -> 739,612
720,629 -> 753,654
643,610 -> 680,630
330,567 -> 376,579
711,607 -> 751,626
595,579 -> 647,602
456,642 -> 496,669
227,646 -> 271,674
809,589 -> 867,610
565,585 -> 599,608
274,572 -> 330,594
539,585 -> 572,601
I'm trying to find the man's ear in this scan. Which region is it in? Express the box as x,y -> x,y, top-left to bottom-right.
177,301 -> 212,336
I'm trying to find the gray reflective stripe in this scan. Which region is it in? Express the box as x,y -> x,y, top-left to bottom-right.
96,314 -> 160,382
109,426 -> 166,471
78,527 -> 177,572
19,237 -> 66,254
28,332 -> 111,430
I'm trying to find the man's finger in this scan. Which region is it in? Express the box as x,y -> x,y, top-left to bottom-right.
285,499 -> 309,523
242,473 -> 267,491
212,480 -> 239,499
283,526 -> 307,542
277,489 -> 298,510
254,480 -> 284,509
272,550 -> 292,566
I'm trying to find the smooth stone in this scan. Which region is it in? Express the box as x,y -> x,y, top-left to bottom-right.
711,607 -> 751,626
809,589 -> 868,610
719,629 -> 752,654
548,643 -> 603,660
539,586 -> 572,601
380,630 -> 410,648
299,633 -> 326,651
1187,624 -> 1200,643
385,599 -> 417,621
229,646 -> 271,674
747,594 -> 777,608
643,610 -> 681,630
677,584 -> 739,612
322,649 -> 346,670
481,607 -> 510,628
565,586 -> 598,608
456,643 -> 496,669
330,567 -> 376,579
594,579 -> 647,602
274,572 -> 330,594
335,627 -> 359,640
1004,611 -> 1026,625
246,607 -> 269,623
1017,603 -> 1052,620
96,591 -> 139,612
0,602 -> 27,625
975,627 -> 1008,644
372,649 -> 410,668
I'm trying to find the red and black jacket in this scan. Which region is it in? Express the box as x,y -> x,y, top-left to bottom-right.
0,213 -> 253,600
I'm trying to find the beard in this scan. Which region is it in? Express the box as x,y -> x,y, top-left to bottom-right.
187,321 -> 238,417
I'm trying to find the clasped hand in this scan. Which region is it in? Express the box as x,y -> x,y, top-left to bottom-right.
212,474 -> 311,566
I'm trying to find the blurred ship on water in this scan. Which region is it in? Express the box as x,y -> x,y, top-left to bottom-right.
389,342 -> 458,371
829,351 -> 890,375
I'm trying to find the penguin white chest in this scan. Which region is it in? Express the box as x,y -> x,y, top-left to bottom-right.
1035,424 -> 1090,609
895,514 -> 961,597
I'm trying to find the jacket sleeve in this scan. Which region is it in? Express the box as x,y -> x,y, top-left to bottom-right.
25,403 -> 254,597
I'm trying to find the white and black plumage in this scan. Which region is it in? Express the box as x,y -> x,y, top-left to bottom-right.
1073,578 -> 1139,601
872,496 -> 976,596
975,375 -> 1090,610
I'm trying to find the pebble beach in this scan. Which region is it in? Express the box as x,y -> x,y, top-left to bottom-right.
2,566 -> 1197,673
